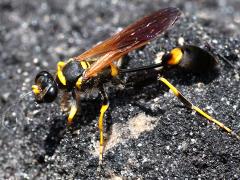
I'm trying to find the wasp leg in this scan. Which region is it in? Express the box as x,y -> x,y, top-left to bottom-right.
159,76 -> 240,140
67,90 -> 81,125
60,92 -> 71,112
67,100 -> 78,125
98,86 -> 109,165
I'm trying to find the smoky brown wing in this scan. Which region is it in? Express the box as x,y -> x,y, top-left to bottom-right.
84,40 -> 150,79
83,51 -> 124,78
75,7 -> 181,61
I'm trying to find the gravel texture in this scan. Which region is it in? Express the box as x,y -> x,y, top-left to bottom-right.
1,0 -> 240,179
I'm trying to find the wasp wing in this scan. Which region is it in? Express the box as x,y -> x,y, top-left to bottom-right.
75,7 -> 181,62
83,51 -> 124,78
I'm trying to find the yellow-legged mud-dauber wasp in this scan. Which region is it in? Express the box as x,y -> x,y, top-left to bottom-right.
31,7 -> 239,165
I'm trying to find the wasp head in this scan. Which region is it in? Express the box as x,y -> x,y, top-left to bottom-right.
32,71 -> 58,103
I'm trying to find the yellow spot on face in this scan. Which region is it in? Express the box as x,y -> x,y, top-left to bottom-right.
57,61 -> 66,85
76,77 -> 83,89
32,85 -> 41,95
168,48 -> 183,65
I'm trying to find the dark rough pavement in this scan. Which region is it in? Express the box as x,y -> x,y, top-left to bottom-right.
0,0 -> 240,179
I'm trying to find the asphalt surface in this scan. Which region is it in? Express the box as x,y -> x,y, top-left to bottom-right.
0,0 -> 240,179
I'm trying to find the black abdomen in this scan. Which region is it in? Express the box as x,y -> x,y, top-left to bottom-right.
179,45 -> 217,73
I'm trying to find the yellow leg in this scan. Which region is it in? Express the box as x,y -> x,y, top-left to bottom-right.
67,101 -> 78,125
159,77 -> 240,140
98,103 -> 109,164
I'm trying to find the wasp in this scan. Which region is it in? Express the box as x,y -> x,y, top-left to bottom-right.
31,7 -> 239,164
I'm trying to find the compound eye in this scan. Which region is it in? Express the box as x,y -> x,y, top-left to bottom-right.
43,85 -> 58,103
32,71 -> 58,103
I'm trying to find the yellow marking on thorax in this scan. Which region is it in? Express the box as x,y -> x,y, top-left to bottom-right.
80,61 -> 90,70
76,77 -> 83,89
75,61 -> 90,89
57,61 -> 67,85
110,64 -> 119,77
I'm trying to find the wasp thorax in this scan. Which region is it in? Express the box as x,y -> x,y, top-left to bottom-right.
59,60 -> 85,89
33,71 -> 58,103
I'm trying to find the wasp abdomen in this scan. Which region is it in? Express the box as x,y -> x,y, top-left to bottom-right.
179,45 -> 217,73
